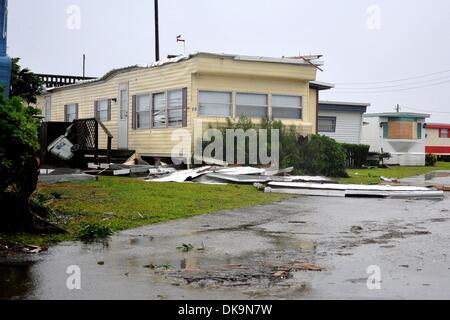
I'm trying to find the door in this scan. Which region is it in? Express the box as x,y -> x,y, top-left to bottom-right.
118,83 -> 129,149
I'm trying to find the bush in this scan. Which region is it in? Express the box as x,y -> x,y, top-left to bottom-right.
298,135 -> 348,177
200,118 -> 348,177
341,143 -> 370,168
426,154 -> 437,167
0,93 -> 40,232
76,223 -> 113,241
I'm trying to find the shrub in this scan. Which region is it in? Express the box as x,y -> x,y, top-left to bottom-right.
200,118 -> 348,177
298,135 -> 348,177
341,143 -> 370,168
0,93 -> 40,232
426,154 -> 437,167
76,223 -> 113,241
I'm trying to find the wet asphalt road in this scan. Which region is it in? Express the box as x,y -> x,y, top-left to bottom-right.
1,188 -> 450,300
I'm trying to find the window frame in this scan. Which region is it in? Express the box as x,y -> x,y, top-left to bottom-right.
135,94 -> 152,129
271,94 -> 303,120
95,99 -> 111,122
318,116 -> 337,133
441,128 -> 449,139
132,88 -> 186,130
235,92 -> 269,118
167,89 -> 184,128
44,96 -> 52,122
197,90 -> 233,118
64,103 -> 78,123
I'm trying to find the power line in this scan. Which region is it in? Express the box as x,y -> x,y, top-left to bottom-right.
334,74 -> 450,90
331,78 -> 450,93
401,106 -> 450,115
335,68 -> 450,85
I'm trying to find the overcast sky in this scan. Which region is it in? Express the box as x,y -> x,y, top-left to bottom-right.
8,0 -> 450,122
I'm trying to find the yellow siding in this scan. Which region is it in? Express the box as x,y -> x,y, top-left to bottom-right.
426,128 -> 450,147
36,54 -> 319,157
308,88 -> 318,134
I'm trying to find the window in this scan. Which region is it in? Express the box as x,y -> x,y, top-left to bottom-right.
387,120 -> 417,139
318,116 -> 336,132
152,92 -> 166,128
119,89 -> 128,120
44,96 -> 51,122
198,91 -> 232,117
136,95 -> 151,129
64,103 -> 78,122
272,95 -> 302,119
441,129 -> 449,138
236,93 -> 268,118
167,90 -> 183,127
95,100 -> 110,122
132,88 -> 186,129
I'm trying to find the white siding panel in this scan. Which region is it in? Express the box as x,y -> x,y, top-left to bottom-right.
319,110 -> 363,144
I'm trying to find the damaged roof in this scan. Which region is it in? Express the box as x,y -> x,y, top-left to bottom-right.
45,52 -> 324,93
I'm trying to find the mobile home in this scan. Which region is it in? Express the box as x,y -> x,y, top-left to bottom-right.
425,123 -> 450,156
361,112 -> 430,166
36,52 -> 328,162
318,101 -> 370,144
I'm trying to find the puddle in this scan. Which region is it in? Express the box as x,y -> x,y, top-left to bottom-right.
1,189 -> 450,299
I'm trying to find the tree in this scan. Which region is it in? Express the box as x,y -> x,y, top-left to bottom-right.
10,58 -> 43,104
0,92 -> 40,231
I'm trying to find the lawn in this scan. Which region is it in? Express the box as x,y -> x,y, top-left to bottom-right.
1,177 -> 290,247
338,161 -> 450,184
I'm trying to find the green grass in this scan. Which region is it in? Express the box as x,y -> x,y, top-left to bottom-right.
1,177 -> 290,247
338,161 -> 450,184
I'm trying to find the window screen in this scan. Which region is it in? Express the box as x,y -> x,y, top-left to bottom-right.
167,90 -> 183,128
272,95 -> 302,119
198,91 -> 232,117
318,116 -> 336,132
136,95 -> 151,129
65,103 -> 78,122
236,93 -> 268,118
96,100 -> 109,122
152,92 -> 166,128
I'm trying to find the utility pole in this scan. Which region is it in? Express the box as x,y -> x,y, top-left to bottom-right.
154,0 -> 160,61
82,54 -> 86,78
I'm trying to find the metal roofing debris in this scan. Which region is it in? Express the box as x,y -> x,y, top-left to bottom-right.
145,166 -> 337,185
265,181 -> 444,199
205,173 -> 271,184
214,167 -> 266,176
148,166 -> 214,182
269,176 -> 336,183
262,167 -> 294,176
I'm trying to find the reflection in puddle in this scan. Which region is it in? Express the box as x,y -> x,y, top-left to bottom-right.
0,261 -> 36,300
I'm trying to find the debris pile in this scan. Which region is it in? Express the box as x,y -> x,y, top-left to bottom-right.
145,166 -> 336,185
